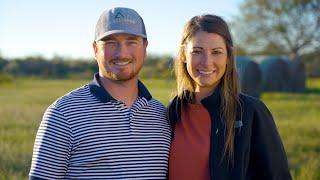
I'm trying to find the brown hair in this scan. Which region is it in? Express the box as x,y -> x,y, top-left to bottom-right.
174,14 -> 240,162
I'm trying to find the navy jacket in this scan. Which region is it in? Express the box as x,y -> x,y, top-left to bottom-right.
168,88 -> 292,180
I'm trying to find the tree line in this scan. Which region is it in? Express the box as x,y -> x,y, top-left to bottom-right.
0,52 -> 319,80
0,54 -> 174,79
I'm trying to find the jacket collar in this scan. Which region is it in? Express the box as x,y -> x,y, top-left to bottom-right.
88,73 -> 152,103
168,85 -> 223,135
201,85 -> 222,111
178,85 -> 222,108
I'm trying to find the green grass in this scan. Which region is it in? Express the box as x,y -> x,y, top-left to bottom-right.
261,79 -> 320,179
0,77 -> 319,179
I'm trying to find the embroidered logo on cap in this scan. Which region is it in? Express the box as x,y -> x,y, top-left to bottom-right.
113,10 -> 135,24
114,12 -> 124,19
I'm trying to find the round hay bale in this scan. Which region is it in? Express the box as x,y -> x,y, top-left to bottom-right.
236,56 -> 262,98
285,58 -> 306,92
260,57 -> 291,92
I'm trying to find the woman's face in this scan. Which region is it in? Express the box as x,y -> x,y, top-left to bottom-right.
185,31 -> 228,92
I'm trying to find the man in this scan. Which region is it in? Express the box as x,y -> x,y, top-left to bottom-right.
29,7 -> 171,179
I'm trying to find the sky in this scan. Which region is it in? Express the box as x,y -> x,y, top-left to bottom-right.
0,0 -> 242,59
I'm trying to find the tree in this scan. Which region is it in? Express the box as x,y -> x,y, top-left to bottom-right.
233,0 -> 320,59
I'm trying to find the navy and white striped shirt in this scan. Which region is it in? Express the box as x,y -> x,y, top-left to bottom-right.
29,74 -> 171,179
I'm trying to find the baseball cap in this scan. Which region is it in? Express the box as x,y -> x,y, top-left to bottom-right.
94,7 -> 147,41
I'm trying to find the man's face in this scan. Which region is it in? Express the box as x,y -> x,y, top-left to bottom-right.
93,33 -> 148,81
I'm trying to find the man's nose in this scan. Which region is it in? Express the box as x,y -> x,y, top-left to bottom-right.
114,44 -> 129,59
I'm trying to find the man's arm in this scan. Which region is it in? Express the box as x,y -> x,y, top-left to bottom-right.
29,104 -> 72,179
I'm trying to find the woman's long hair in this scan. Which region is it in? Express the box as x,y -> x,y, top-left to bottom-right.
174,14 -> 240,162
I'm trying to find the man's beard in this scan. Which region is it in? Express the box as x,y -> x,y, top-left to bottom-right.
106,58 -> 141,81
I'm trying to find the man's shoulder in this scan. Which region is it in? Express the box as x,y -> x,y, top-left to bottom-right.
148,98 -> 166,110
148,98 -> 167,113
52,84 -> 94,108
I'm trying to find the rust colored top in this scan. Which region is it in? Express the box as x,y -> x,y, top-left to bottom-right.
169,103 -> 212,180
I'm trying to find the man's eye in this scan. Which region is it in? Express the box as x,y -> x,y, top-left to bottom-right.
128,41 -> 138,45
105,41 -> 116,45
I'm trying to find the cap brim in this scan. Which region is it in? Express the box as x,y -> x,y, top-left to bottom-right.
95,30 -> 147,41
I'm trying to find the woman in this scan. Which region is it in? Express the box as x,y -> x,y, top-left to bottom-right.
168,14 -> 292,180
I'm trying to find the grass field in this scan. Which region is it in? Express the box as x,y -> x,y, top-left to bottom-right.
0,77 -> 319,179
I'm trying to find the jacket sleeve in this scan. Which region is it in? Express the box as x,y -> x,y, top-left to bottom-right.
251,99 -> 292,180
29,104 -> 72,179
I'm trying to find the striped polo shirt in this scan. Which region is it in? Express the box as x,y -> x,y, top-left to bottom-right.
29,73 -> 171,179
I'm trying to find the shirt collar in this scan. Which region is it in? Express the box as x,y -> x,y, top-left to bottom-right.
88,73 -> 152,103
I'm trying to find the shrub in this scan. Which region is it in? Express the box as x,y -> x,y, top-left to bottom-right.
0,74 -> 13,84
236,56 -> 262,97
260,57 -> 291,92
286,58 -> 306,92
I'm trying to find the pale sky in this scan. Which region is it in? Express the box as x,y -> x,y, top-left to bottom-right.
0,0 -> 242,59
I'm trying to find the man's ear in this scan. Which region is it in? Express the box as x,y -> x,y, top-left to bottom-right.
144,39 -> 148,48
93,41 -> 98,60
143,39 -> 148,58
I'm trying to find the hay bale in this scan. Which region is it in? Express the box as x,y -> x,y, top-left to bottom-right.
236,56 -> 262,98
260,57 -> 291,92
286,58 -> 306,92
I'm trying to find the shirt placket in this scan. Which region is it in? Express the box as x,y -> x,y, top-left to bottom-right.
128,97 -> 148,134
111,97 -> 149,133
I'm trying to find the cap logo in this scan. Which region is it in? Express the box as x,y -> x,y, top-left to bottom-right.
114,12 -> 124,19
113,10 -> 135,24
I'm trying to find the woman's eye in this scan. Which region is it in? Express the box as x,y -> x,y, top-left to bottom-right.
191,50 -> 201,55
212,50 -> 223,55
